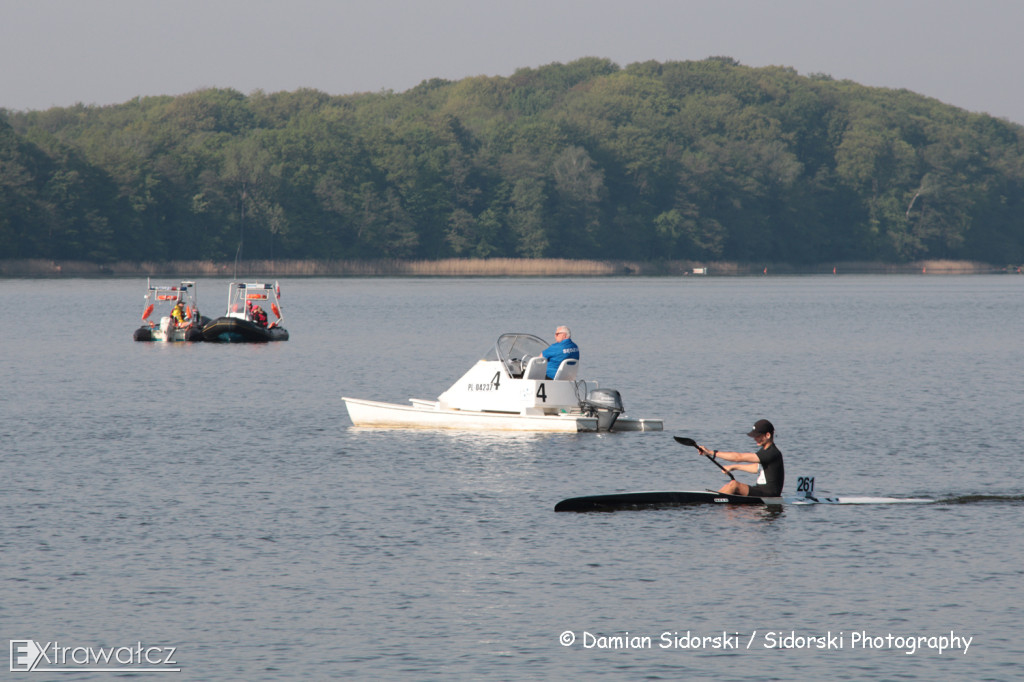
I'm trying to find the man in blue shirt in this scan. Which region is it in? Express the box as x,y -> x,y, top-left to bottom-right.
541,325 -> 580,379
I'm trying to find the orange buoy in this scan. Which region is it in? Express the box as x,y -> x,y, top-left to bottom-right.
271,303 -> 281,318
142,304 -> 154,320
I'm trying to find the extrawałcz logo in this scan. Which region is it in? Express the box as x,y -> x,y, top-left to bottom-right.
10,639 -> 179,673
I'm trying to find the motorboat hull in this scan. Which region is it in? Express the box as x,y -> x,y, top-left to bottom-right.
343,397 -> 662,432
200,317 -> 289,343
134,323 -> 206,342
342,397 -> 598,432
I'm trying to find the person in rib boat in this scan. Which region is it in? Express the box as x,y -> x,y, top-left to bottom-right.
697,419 -> 785,497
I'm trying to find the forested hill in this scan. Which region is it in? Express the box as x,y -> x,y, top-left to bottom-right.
3,57 -> 1024,266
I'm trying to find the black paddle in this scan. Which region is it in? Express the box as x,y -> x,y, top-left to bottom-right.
673,436 -> 735,480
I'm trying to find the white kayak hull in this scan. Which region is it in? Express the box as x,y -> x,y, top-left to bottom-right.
789,495 -> 935,505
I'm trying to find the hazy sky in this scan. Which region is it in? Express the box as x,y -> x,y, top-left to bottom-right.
3,0 -> 1022,124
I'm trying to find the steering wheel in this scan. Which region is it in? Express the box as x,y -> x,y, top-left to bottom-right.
508,356 -> 527,377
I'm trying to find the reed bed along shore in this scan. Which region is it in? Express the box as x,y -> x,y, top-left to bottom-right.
0,257 -> 1012,278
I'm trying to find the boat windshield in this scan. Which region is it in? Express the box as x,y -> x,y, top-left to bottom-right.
485,333 -> 549,376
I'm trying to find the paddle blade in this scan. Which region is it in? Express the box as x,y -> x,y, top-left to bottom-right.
673,436 -> 698,448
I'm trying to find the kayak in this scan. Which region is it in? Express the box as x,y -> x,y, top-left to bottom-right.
554,489 -> 936,512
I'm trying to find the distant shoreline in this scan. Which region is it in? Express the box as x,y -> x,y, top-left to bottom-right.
0,257 -> 1017,278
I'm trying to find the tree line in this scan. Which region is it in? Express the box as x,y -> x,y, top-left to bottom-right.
2,56 -> 1023,265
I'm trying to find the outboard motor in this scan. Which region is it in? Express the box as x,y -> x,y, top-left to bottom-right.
582,388 -> 624,431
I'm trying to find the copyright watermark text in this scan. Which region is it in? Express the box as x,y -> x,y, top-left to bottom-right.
558,630 -> 973,655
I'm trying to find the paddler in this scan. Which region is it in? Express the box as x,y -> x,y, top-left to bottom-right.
697,419 -> 785,497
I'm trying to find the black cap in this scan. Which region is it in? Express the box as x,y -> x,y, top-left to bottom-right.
747,419 -> 775,437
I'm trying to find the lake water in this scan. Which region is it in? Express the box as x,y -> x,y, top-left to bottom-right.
2,275 -> 1022,680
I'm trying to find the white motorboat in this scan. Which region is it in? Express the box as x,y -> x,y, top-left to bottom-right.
342,333 -> 664,432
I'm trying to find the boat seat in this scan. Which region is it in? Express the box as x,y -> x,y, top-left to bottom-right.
553,358 -> 579,381
524,356 -> 548,380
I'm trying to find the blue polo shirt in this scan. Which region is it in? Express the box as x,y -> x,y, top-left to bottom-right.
541,338 -> 580,379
